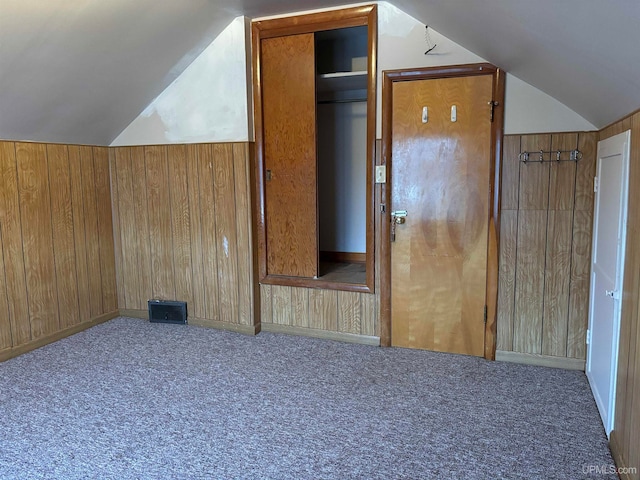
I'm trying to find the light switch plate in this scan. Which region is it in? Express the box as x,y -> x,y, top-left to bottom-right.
375,165 -> 386,183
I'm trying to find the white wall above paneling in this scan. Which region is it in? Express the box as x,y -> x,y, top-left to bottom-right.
113,2 -> 594,145
377,2 -> 484,137
111,17 -> 252,146
505,75 -> 596,134
377,2 -> 595,137
2,0 -> 638,144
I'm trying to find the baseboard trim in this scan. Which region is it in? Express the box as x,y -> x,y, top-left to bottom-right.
496,350 -> 585,370
320,251 -> 366,264
0,311 -> 119,363
188,317 -> 260,335
261,323 -> 380,346
119,308 -> 147,319
118,309 -> 260,335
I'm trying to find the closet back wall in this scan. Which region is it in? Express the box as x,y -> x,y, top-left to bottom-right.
317,101 -> 367,254
0,141 -> 117,361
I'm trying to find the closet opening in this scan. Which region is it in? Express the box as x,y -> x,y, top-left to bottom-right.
252,5 -> 377,293
316,26 -> 368,286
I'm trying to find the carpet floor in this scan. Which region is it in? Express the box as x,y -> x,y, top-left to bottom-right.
0,317 -> 617,479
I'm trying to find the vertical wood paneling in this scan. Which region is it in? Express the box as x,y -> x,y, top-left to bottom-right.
567,132 -> 597,359
599,116 -> 632,142
625,114 -> 640,478
338,290 -> 361,334
575,133 -> 597,211
0,219 -> 11,349
272,285 -> 292,325
625,114 -> 640,475
0,143 -> 31,346
113,147 -> 139,309
291,287 -> 309,328
501,136 -> 521,210
212,144 -> 239,325
233,143 -> 253,326
186,144 -> 205,320
548,134 -> 577,210
108,149 -> 125,310
80,146 -> 103,316
567,209 -> 592,359
309,289 -> 338,331
110,143 -> 256,328
498,133 -> 596,360
94,147 -> 117,313
361,293 -> 376,336
197,144 -> 220,321
610,112 -> 640,477
47,144 -> 80,329
131,147 -> 152,308
260,284 -> 273,325
167,145 -> 193,307
145,145 -> 176,300
0,140 -> 113,355
512,210 -> 547,353
613,219 -> 639,442
16,142 -> 60,338
541,210 -> 572,356
518,134 -> 551,210
69,146 -> 92,321
497,210 -> 518,351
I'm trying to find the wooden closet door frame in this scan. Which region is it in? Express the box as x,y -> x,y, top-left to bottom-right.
379,64 -> 506,360
252,5 -> 377,293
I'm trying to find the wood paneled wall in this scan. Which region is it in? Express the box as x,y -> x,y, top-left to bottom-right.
604,113 -> 640,480
497,132 -> 597,364
260,285 -> 378,339
109,143 -> 256,332
0,141 -> 118,361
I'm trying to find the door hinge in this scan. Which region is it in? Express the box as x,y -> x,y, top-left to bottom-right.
594,176 -> 598,193
484,305 -> 488,323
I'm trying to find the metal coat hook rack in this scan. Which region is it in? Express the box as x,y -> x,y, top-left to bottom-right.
519,149 -> 583,164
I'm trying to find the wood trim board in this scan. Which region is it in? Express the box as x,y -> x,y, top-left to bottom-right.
252,5 -> 377,293
261,322 -> 379,346
495,350 -> 586,371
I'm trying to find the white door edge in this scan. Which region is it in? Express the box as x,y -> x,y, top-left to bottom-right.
586,129 -> 630,437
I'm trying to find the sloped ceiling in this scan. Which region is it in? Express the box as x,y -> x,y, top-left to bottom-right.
392,0 -> 640,130
1,0 -> 639,145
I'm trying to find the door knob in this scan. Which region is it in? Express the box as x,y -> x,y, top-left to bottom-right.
605,290 -> 620,300
390,210 -> 407,242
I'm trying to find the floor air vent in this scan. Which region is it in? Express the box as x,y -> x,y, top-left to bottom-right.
148,300 -> 187,324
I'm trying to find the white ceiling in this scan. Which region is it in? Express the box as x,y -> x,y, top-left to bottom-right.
1,0 -> 639,145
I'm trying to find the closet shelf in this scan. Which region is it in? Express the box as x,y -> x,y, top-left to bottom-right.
316,71 -> 367,93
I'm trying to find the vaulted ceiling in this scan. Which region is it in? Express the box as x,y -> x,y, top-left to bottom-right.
1,0 -> 639,145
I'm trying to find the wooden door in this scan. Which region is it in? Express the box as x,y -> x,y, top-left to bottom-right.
390,75 -> 493,356
261,33 -> 318,278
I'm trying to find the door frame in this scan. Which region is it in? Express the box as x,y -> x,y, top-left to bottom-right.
379,64 -> 505,359
251,5 -> 378,293
586,129 -> 631,436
